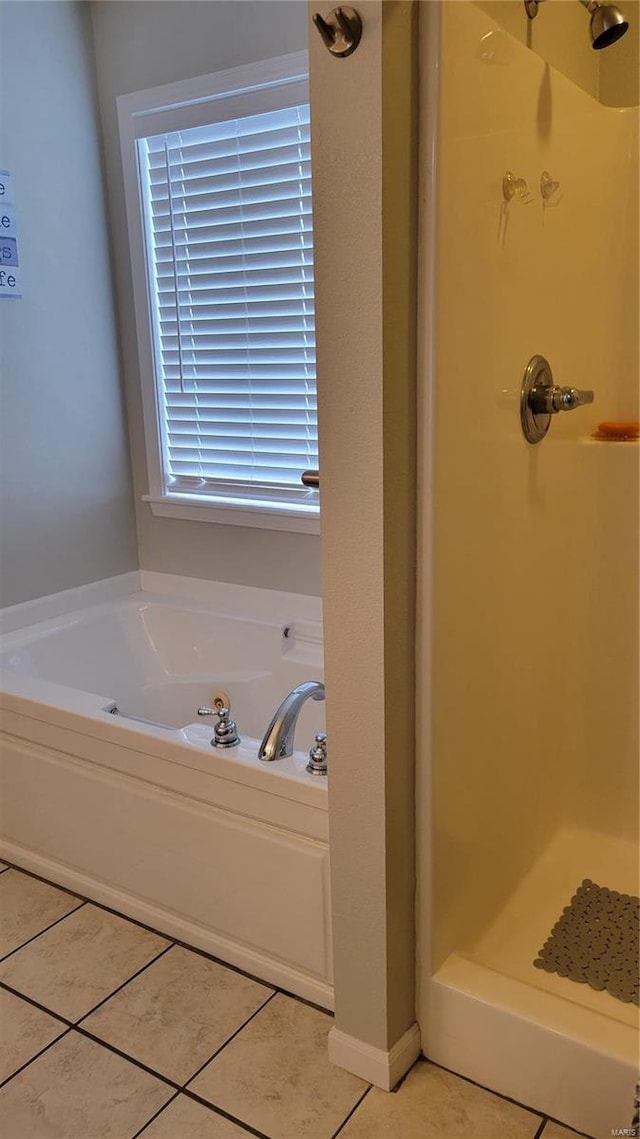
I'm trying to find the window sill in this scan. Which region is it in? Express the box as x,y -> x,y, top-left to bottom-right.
143,495 -> 321,535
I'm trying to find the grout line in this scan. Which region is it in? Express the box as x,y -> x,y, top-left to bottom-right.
423,1055 -> 548,1124
390,1060 -> 415,1093
75,944 -> 174,1026
0,900 -> 88,964
0,938 -> 172,1036
0,1025 -> 73,1089
542,1113 -> 596,1138
0,982 -> 75,1028
184,990 -> 278,1087
130,1091 -> 182,1139
3,974 -> 320,1139
330,1086 -> 373,1139
1,863 -> 188,951
179,1087 -> 274,1139
75,1023 -> 272,1139
73,1025 -> 179,1091
417,1058 -> 595,1138
3,944 -> 309,1138
277,987 -> 334,1016
148,929 -> 279,997
1,858 -> 334,1013
0,866 -> 10,874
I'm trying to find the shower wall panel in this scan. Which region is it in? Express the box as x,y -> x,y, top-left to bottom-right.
429,1 -> 639,966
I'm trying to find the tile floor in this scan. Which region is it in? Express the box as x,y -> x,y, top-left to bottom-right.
0,863 -> 592,1139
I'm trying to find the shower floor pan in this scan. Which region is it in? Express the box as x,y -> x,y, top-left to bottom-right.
426,828 -> 639,1139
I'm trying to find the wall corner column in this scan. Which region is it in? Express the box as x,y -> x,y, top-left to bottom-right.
309,0 -> 420,1087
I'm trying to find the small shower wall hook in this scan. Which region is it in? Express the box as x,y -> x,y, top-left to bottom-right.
498,172 -> 532,247
540,171 -> 563,225
502,171 -> 533,204
313,6 -> 363,57
540,170 -> 563,204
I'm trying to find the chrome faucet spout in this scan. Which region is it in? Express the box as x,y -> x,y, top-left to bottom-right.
258,681 -> 325,762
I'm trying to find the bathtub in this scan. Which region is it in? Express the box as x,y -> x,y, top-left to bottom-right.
0,574 -> 332,1008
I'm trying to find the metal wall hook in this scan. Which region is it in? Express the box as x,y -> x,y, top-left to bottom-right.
313,7 -> 362,57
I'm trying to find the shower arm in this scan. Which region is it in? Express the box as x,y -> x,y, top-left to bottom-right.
526,0 -> 597,15
526,0 -> 629,45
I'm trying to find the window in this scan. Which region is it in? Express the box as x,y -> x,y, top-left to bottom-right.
118,54 -> 319,533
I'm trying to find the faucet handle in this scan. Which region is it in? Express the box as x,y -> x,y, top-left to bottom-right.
306,732 -> 328,776
529,383 -> 594,415
211,707 -> 240,749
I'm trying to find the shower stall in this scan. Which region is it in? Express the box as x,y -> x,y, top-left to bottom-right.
416,4 -> 639,1137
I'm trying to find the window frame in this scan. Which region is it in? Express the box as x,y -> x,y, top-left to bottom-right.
117,52 -> 320,535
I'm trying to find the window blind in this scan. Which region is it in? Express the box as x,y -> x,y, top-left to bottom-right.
138,102 -> 318,512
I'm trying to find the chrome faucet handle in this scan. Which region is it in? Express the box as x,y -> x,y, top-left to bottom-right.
306,732 -> 328,776
552,386 -> 594,412
520,356 -> 596,444
212,707 -> 240,749
197,706 -> 216,716
530,384 -> 595,415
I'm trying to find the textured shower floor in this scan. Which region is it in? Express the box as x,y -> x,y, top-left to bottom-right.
471,827 -> 639,1030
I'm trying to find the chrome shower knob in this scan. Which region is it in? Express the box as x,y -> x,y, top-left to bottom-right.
520,355 -> 595,444
529,384 -> 594,415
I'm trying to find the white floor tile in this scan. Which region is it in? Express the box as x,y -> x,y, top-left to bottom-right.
0,870 -> 81,959
141,1095 -> 251,1138
0,989 -> 66,1083
83,945 -> 272,1083
339,1061 -> 543,1139
0,904 -> 169,1020
189,993 -> 367,1139
0,1031 -> 172,1139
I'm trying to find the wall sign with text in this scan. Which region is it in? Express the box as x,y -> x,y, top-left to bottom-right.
0,170 -> 22,299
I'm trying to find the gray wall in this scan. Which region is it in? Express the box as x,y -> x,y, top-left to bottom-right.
90,1 -> 322,596
0,0 -> 138,608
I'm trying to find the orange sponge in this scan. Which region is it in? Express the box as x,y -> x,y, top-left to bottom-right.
593,421 -> 640,441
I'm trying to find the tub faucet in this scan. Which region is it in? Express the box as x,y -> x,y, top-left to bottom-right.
258,681 -> 325,762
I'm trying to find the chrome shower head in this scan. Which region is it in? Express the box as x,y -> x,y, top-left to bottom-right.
580,0 -> 629,48
525,0 -> 629,49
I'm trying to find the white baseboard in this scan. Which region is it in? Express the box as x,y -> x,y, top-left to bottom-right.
1,842 -> 334,1012
0,572 -> 141,635
328,1022 -> 421,1090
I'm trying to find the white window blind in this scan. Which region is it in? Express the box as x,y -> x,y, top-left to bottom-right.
137,100 -> 318,514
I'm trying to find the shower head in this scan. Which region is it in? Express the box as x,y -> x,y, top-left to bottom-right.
525,0 -> 629,49
579,0 -> 629,48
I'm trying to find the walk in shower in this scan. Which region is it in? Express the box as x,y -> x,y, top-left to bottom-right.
417,4 -> 639,1137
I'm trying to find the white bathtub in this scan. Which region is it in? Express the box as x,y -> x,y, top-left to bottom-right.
0,575 -> 333,1007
